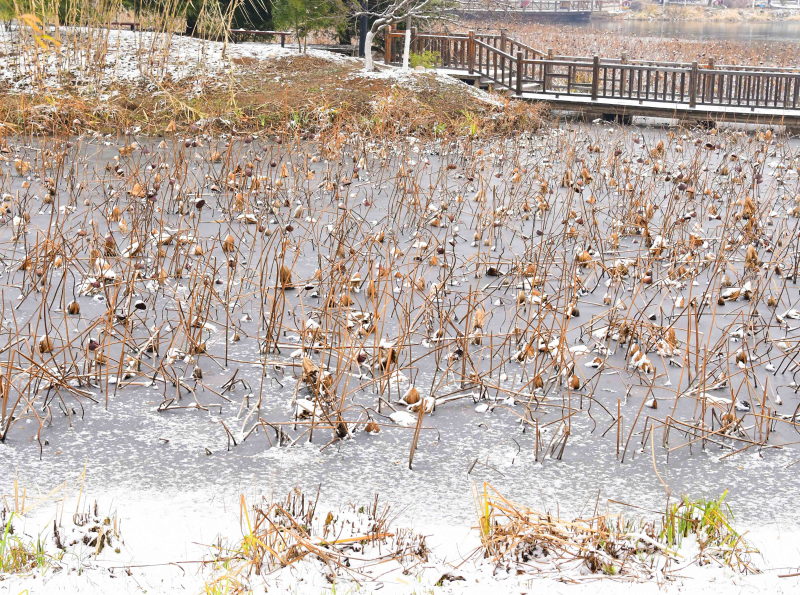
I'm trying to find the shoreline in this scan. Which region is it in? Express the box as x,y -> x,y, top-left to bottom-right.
593,5 -> 800,22
3,485 -> 798,594
0,28 -> 544,139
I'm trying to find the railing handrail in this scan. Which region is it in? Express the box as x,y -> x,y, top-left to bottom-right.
473,38 -> 516,61
506,40 -> 545,58
521,59 -> 800,79
524,59 -> 687,75
548,54 -> 800,74
230,29 -> 292,47
387,31 -> 800,76
230,28 -> 291,35
388,32 -> 468,40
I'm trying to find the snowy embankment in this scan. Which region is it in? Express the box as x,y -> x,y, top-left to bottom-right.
0,26 -> 503,107
2,486 -> 800,594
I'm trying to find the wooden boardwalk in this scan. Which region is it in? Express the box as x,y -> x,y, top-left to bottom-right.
385,30 -> 800,129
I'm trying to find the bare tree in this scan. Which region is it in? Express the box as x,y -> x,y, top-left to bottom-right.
357,0 -> 447,71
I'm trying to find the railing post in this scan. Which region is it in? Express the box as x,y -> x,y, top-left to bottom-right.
706,57 -> 714,103
689,61 -> 698,108
516,51 -> 523,96
545,48 -> 554,92
468,30 -> 475,74
500,30 -> 506,54
591,55 -> 599,100
384,25 -> 392,65
411,27 -> 417,55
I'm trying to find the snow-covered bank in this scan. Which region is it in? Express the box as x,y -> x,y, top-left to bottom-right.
3,486 -> 800,594
0,25 -> 524,137
0,25 -> 501,108
0,27 -> 349,91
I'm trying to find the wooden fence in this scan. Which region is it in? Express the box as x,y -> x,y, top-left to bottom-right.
230,29 -> 291,46
385,29 -> 800,112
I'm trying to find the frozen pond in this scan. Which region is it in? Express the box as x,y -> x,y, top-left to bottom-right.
583,18 -> 800,43
1,122 -> 799,528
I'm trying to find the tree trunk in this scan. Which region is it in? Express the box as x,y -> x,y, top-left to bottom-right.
359,14 -> 368,57
364,30 -> 375,70
185,14 -> 198,37
402,16 -> 411,70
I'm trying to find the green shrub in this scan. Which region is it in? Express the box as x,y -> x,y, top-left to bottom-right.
409,50 -> 439,69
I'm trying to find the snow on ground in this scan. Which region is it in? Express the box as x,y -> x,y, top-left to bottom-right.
352,63 -> 506,108
3,487 -> 800,594
0,27 -> 348,92
0,26 -> 504,108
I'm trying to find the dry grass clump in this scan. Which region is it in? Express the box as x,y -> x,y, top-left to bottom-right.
0,513 -> 49,575
0,52 -> 544,139
659,490 -> 757,572
1,477 -> 124,577
203,489 -> 427,593
473,483 -> 758,579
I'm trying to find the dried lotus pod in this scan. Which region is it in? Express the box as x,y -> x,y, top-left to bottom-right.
742,196 -> 756,219
403,387 -> 421,405
39,335 -> 54,354
745,245 -> 759,269
279,264 -> 293,288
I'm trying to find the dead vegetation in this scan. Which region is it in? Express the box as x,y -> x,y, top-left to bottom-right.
0,55 -> 544,139
473,482 -> 758,580
1,476 -> 125,578
0,6 -> 545,139
0,4 -> 798,592
203,489 -> 427,593
1,117 -> 800,472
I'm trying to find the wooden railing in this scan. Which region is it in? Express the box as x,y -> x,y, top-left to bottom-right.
385,33 -> 471,69
515,59 -> 800,110
385,30 -> 543,71
230,29 -> 291,47
384,29 -> 800,112
110,21 -> 140,31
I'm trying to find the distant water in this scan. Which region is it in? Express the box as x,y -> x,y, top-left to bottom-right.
580,18 -> 800,42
